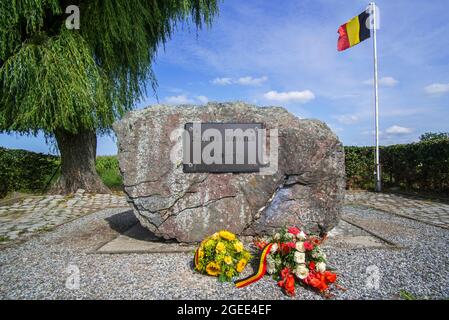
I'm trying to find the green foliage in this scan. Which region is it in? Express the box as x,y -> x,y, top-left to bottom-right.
0,0 -> 220,135
419,132 -> 449,142
345,139 -> 449,193
0,148 -> 124,196
96,156 -> 123,190
0,30 -> 113,134
0,147 -> 60,197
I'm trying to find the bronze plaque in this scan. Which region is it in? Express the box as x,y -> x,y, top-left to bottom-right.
183,122 -> 264,173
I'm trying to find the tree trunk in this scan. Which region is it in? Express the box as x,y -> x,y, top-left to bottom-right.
51,129 -> 110,194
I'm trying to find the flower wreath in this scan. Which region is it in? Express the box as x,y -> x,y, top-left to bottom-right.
235,226 -> 344,297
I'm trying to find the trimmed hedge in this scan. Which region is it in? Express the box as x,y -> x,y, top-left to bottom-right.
0,147 -> 59,197
0,148 -> 122,197
345,139 -> 449,193
2,139 -> 449,197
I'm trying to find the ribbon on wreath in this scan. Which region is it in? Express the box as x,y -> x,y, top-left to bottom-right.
235,243 -> 273,288
194,248 -> 199,268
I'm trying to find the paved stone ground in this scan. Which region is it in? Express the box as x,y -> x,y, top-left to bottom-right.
0,189 -> 128,244
0,190 -> 448,299
1,190 -> 448,246
346,191 -> 449,229
0,206 -> 447,299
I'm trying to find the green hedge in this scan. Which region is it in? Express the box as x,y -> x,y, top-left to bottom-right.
0,148 -> 122,197
0,147 -> 60,197
2,139 -> 449,197
95,155 -> 123,190
345,139 -> 449,193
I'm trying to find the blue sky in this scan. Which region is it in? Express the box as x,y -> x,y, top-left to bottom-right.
1,0 -> 448,155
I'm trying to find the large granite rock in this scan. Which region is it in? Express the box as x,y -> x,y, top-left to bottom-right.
114,102 -> 345,243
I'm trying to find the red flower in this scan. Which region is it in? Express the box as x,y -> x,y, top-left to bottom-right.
318,281 -> 329,292
287,227 -> 300,235
254,240 -> 268,250
284,274 -> 296,296
303,241 -> 314,251
324,271 -> 337,283
309,261 -> 316,270
309,277 -> 321,288
280,242 -> 295,255
280,267 -> 290,279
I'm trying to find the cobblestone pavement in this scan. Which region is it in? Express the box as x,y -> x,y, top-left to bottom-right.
1,189 -> 448,246
0,190 -> 129,244
345,191 -> 449,229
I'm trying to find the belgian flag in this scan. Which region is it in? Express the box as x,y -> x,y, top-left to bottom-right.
337,10 -> 371,51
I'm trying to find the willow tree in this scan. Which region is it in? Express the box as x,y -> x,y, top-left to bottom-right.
0,0 -> 219,193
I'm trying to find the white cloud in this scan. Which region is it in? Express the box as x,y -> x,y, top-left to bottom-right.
196,95 -> 209,105
424,83 -> 449,95
212,77 -> 233,85
385,125 -> 414,135
263,90 -> 315,103
164,94 -> 209,105
235,76 -> 268,86
164,95 -> 193,104
212,76 -> 268,86
336,114 -> 360,125
363,77 -> 398,87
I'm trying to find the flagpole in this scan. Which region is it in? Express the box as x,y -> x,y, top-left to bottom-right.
371,2 -> 381,192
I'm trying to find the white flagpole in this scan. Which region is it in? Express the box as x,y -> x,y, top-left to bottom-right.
370,2 -> 381,192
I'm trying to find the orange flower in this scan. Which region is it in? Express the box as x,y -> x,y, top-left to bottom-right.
324,271 -> 337,283
280,267 -> 293,281
309,277 -> 321,288
318,281 -> 329,292
284,274 -> 296,296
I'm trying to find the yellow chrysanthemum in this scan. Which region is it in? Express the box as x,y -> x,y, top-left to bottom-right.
205,239 -> 215,249
206,262 -> 221,276
224,256 -> 233,265
226,269 -> 235,278
236,258 -> 247,273
211,232 -> 220,240
233,241 -> 243,253
219,230 -> 236,241
215,242 -> 226,254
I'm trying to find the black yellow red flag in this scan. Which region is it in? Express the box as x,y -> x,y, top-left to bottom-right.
337,10 -> 371,51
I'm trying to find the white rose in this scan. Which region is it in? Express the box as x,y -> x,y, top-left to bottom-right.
294,252 -> 305,264
273,233 -> 281,241
270,243 -> 278,254
316,262 -> 326,272
295,264 -> 309,280
267,262 -> 276,275
266,255 -> 276,274
298,231 -> 307,240
295,242 -> 305,253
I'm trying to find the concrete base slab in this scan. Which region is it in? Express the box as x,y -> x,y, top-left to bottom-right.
95,210 -> 395,254
96,223 -> 196,254
323,219 -> 392,249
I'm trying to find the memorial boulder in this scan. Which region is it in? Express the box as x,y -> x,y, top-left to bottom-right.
113,102 -> 345,243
